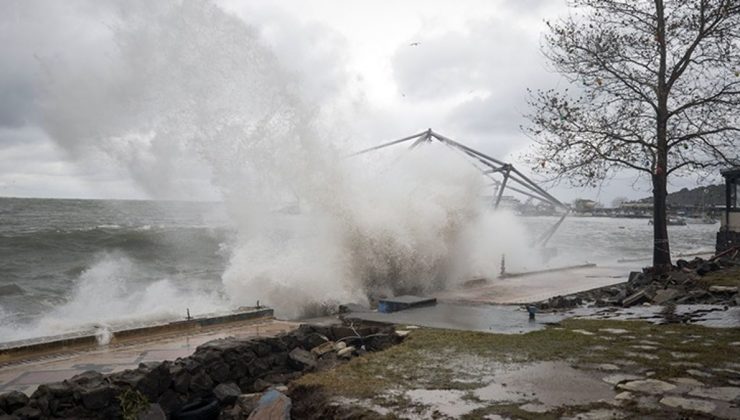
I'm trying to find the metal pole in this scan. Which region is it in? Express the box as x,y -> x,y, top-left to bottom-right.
494,165 -> 512,209
349,131 -> 427,156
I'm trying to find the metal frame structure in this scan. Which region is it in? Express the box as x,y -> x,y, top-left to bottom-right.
352,129 -> 570,246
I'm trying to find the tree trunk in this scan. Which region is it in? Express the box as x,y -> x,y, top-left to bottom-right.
652,172 -> 671,271
653,0 -> 671,272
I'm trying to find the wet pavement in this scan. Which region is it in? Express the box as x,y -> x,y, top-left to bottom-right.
347,302 -> 566,334
435,264 -> 629,305
0,319 -> 297,395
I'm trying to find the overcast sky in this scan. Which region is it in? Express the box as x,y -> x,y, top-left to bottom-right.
0,0 -> 717,204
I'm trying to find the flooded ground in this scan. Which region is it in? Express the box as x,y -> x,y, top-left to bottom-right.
296,317 -> 740,419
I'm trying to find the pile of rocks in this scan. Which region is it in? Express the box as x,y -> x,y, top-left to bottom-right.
538,247 -> 739,311
0,323 -> 403,419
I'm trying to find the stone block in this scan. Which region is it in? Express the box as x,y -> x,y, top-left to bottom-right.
213,383 -> 241,406
288,348 -> 317,370
622,290 -> 650,307
246,389 -> 291,420
310,341 -> 336,357
652,288 -> 681,305
79,384 -> 113,410
337,346 -> 356,359
0,391 -> 28,414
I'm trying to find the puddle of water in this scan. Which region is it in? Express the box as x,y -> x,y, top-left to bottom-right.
474,361 -> 615,408
568,305 -> 740,328
405,389 -> 484,417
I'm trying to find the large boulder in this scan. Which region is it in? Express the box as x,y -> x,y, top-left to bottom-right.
213,383 -> 241,406
288,348 -> 317,370
247,389 -> 291,420
0,391 -> 28,414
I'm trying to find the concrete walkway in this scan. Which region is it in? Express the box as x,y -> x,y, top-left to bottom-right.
436,264 -> 628,304
0,319 -> 297,395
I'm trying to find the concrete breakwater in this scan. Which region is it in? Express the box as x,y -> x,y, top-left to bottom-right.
0,323 -> 402,419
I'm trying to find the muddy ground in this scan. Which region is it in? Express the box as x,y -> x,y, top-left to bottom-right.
290,318 -> 740,419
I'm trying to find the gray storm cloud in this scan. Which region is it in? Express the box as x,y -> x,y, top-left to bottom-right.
0,0 -> 351,199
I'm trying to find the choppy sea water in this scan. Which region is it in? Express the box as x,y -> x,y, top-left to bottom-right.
0,197 -> 719,343
0,197 -> 232,342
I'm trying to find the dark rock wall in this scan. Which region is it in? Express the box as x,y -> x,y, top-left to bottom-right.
0,324 -> 399,419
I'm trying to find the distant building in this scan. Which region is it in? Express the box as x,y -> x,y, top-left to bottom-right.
717,167 -> 740,252
573,199 -> 598,213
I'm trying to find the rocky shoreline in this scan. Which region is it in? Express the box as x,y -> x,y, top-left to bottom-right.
0,323 -> 403,419
537,246 -> 740,312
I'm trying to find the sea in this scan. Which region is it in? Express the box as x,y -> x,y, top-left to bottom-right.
0,196 -> 719,344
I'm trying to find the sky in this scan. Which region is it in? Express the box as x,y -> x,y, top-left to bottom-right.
0,0 -> 719,204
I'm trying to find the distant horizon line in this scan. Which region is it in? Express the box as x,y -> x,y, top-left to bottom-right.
0,195 -> 224,204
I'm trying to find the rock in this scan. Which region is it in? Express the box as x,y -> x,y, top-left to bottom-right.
617,379 -> 676,394
671,377 -> 704,387
68,370 -> 104,386
156,389 -> 182,414
395,330 -> 411,338
137,363 -> 173,400
602,374 -> 642,385
622,290 -> 651,307
171,366 -> 191,394
79,384 -> 113,410
337,346 -> 356,359
310,341 -> 336,357
676,290 -> 710,304
708,285 -> 738,293
219,405 -> 244,420
659,396 -> 715,414
247,389 -> 291,420
251,379 -> 271,393
686,369 -> 713,378
0,391 -> 28,413
189,371 -> 215,397
365,334 -> 396,351
213,383 -> 241,406
652,288 -> 681,305
288,348 -> 317,370
138,403 -> 167,420
688,386 -> 740,402
614,391 -> 633,400
10,406 -> 41,420
207,361 -> 231,384
236,393 -> 261,415
628,271 -> 649,287
697,261 -> 721,275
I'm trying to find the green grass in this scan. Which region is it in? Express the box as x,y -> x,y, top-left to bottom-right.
295,319 -> 740,418
698,265 -> 740,288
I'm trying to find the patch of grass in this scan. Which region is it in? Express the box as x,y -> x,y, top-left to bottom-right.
117,388 -> 149,420
698,265 -> 740,288
295,318 -> 740,417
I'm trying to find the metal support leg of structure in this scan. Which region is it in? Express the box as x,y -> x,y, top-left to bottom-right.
494,165 -> 512,209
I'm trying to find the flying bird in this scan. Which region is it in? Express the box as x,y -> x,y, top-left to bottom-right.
409,42 -> 420,46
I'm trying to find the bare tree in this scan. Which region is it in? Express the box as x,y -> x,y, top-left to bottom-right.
525,0 -> 740,270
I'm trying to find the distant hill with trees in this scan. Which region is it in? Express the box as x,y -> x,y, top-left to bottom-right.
636,185 -> 723,208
